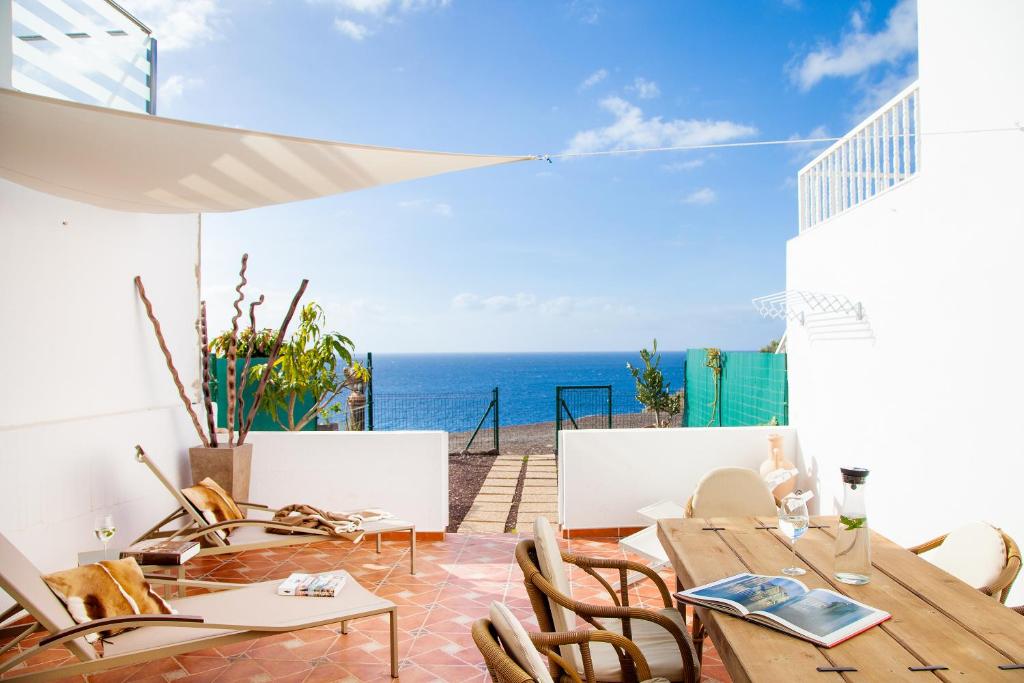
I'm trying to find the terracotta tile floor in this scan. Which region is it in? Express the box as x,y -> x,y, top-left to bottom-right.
1,534 -> 730,682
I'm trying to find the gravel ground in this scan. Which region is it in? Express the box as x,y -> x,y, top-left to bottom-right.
446,452 -> 498,532
449,411 -> 663,455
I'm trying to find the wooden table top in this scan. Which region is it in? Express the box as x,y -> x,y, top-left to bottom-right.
657,516 -> 1024,682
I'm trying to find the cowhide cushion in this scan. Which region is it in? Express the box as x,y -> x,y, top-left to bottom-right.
181,477 -> 244,538
43,558 -> 175,642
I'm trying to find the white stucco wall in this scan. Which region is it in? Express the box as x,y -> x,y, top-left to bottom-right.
246,431 -> 449,532
0,178 -> 201,585
786,0 -> 1024,604
559,426 -> 799,530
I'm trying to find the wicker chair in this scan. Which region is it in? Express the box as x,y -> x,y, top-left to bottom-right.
472,614 -> 659,683
909,523 -> 1021,604
516,518 -> 698,683
1013,605 -> 1024,616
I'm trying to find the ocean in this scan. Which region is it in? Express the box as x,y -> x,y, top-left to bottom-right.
355,351 -> 688,430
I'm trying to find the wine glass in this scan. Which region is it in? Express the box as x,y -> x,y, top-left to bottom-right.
94,515 -> 117,560
778,492 -> 808,576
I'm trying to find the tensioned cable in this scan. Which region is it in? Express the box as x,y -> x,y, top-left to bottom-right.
534,124 -> 1024,161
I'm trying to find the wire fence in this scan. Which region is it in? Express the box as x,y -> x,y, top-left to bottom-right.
684,349 -> 788,427
371,390 -> 499,454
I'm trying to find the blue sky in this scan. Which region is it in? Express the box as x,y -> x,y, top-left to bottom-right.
125,0 -> 917,353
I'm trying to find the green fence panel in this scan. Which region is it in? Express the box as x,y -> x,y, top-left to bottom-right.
212,357 -> 316,432
685,349 -> 788,427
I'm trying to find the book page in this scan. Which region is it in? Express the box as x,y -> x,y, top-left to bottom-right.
679,573 -> 808,615
751,589 -> 887,645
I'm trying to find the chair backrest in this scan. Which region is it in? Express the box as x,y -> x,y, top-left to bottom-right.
488,602 -> 555,683
529,517 -> 581,668
135,446 -> 229,545
923,521 -> 1009,592
0,531 -> 97,662
689,467 -> 777,518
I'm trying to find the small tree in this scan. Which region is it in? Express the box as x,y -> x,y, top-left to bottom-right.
249,302 -> 369,430
760,339 -> 780,353
626,339 -> 682,427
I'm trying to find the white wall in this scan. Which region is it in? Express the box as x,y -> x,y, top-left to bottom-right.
246,431 -> 449,532
559,426 -> 799,530
786,0 -> 1024,604
0,179 -> 201,588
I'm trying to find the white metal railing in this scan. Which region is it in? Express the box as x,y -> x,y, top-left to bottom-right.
798,82 -> 920,233
9,0 -> 156,114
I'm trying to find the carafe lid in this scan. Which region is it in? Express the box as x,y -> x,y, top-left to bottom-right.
841,467 -> 869,484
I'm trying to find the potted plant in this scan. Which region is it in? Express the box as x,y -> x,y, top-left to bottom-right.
627,339 -> 683,427
135,253 -> 309,501
248,302 -> 369,431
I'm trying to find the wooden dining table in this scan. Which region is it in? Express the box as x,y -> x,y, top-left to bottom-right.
657,516 -> 1024,682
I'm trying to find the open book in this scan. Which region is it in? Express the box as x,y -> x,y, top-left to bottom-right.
277,572 -> 347,597
676,573 -> 890,647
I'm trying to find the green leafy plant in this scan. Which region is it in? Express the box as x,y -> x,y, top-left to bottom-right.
840,515 -> 867,530
704,347 -> 723,427
247,302 -> 369,431
210,327 -> 279,358
760,339 -> 780,353
626,339 -> 683,427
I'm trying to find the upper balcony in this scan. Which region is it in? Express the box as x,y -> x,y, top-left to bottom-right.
7,0 -> 156,114
797,81 -> 920,234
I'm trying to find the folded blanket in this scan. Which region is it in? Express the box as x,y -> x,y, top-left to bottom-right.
268,504 -> 394,540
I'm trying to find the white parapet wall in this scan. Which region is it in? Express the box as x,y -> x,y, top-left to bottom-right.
246,431 -> 450,533
559,426 -> 799,531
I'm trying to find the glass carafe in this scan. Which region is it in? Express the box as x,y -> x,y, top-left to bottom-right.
834,467 -> 870,585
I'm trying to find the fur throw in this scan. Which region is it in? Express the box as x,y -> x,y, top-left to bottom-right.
43,558 -> 175,642
182,477 -> 244,539
268,504 -> 394,540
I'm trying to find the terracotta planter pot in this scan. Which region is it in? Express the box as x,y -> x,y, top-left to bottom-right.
188,443 -> 253,501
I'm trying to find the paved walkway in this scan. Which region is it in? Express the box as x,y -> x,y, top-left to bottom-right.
457,453 -> 558,533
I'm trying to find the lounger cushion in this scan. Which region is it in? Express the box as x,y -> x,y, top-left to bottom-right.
489,602 -> 554,683
182,477 -> 244,538
43,558 -> 175,642
921,521 -> 1007,590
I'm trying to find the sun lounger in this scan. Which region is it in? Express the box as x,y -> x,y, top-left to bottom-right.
0,531 -> 398,681
132,446 -> 416,573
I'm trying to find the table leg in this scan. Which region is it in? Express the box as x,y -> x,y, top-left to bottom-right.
389,608 -> 399,678
410,529 -> 416,575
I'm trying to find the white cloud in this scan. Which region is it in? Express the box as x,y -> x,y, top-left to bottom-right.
334,18 -> 371,40
579,68 -> 608,91
790,0 -> 916,91
123,0 -> 221,51
682,187 -> 717,205
850,59 -> 918,120
627,77 -> 660,99
399,199 -> 453,217
335,0 -> 391,14
452,293 -> 635,318
565,97 -> 757,155
661,157 -> 706,172
452,293 -> 536,313
158,74 -> 202,104
567,0 -> 602,25
787,125 -> 831,163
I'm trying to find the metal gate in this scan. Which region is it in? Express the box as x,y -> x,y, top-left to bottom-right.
554,385 -> 612,454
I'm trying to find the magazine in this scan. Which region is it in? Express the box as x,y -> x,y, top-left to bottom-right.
277,571 -> 348,597
676,573 -> 890,647
120,539 -> 200,565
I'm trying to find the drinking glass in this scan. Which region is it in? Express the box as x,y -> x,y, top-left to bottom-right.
94,515 -> 117,560
778,492 -> 808,576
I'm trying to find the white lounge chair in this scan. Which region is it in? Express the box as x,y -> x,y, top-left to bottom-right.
0,531 -> 398,681
133,446 -> 417,574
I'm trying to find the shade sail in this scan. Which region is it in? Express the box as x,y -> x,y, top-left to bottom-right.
0,88 -> 532,213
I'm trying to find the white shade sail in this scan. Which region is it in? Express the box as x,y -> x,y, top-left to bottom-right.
0,88 -> 532,214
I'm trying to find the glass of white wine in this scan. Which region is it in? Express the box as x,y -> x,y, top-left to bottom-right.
778,492 -> 809,576
94,514 -> 117,560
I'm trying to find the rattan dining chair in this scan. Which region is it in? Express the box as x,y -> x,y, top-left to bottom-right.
1013,605 -> 1024,616
909,521 -> 1021,603
515,517 -> 698,683
472,602 -> 665,683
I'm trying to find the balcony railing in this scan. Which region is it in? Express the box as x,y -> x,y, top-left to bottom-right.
798,81 -> 920,233
10,0 -> 156,114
